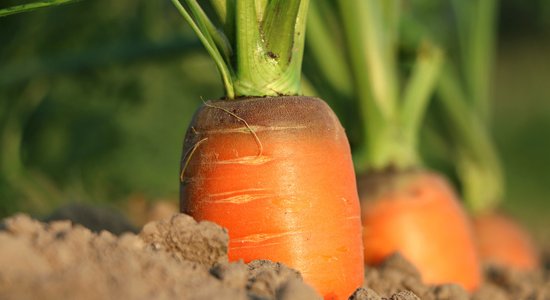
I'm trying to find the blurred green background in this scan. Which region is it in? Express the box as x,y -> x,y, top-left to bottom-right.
0,1 -> 548,239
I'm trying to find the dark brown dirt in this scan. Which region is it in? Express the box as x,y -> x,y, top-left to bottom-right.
1,213 -> 548,300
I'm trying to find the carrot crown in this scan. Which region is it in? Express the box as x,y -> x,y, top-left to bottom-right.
171,0 -> 310,99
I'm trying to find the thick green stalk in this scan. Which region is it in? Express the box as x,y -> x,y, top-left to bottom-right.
380,0 -> 400,96
172,0 -> 309,98
338,0 -> 441,172
263,0 -> 302,65
468,0 -> 497,122
306,1 -> 352,98
451,0 -> 497,122
340,0 -> 398,119
234,0 -> 308,96
233,1 -> 262,95
400,41 -> 444,166
0,0 -> 82,17
338,0 -> 385,172
442,0 -> 501,213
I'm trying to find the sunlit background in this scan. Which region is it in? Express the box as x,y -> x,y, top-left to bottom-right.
0,1 -> 548,241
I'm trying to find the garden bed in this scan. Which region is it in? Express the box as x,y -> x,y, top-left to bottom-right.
0,212 -> 548,299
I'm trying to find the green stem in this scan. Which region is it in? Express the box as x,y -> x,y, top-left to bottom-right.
172,0 -> 235,98
442,0 -> 501,213
338,0 -> 395,172
468,0 -> 497,122
234,0 -> 262,95
340,0 -> 398,119
208,0 -> 236,45
306,1 -> 352,98
339,0 -> 439,172
172,0 -> 309,98
262,0 -> 301,66
0,0 -> 82,17
234,0 -> 308,96
380,0 -> 400,99
400,41 -> 444,162
451,0 -> 497,122
437,65 -> 503,213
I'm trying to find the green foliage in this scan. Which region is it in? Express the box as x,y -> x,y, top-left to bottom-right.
0,0 -> 549,227
0,0 -> 218,217
171,0 -> 309,98
305,0 -> 443,172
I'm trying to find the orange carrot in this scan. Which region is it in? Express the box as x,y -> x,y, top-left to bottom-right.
474,212 -> 539,271
172,1 -> 364,297
181,96 -> 364,299
358,170 -> 482,291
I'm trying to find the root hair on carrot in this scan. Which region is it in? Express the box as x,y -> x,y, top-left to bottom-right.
203,102 -> 263,157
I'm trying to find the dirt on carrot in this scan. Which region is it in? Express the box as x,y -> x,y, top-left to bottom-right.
1,211 -> 549,300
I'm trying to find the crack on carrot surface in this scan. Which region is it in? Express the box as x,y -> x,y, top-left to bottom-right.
208,188 -> 272,197
205,193 -> 275,204
231,231 -> 304,244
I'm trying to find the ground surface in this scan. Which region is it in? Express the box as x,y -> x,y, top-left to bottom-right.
0,212 -> 548,300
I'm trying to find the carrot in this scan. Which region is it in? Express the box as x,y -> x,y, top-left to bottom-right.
305,1 -> 481,291
474,212 -> 539,271
181,97 -> 363,299
358,170 -> 481,291
171,1 -> 364,299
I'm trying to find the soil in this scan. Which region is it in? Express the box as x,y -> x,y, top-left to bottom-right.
0,212 -> 549,300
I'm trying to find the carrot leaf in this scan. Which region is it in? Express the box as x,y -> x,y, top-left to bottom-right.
400,41 -> 443,160
335,0 -> 442,171
171,0 -> 235,98
208,0 -> 235,45
0,0 -> 82,17
436,65 -> 503,213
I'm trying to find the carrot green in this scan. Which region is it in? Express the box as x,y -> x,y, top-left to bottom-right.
171,0 -> 309,99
